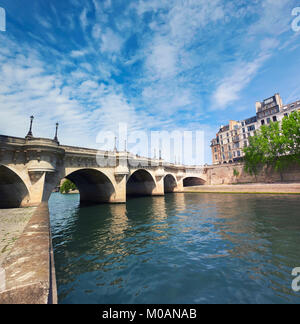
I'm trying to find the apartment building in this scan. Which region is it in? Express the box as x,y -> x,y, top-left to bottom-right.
211,93 -> 300,165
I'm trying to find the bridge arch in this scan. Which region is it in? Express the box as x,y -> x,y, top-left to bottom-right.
0,165 -> 30,208
127,169 -> 156,197
164,174 -> 178,193
64,168 -> 116,205
183,177 -> 206,187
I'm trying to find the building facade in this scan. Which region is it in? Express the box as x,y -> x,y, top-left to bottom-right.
211,93 -> 300,165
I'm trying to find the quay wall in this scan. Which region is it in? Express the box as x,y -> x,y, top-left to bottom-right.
206,162 -> 300,185
0,203 -> 57,304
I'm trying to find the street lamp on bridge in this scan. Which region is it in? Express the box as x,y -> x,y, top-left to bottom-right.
25,116 -> 34,139
54,122 -> 59,144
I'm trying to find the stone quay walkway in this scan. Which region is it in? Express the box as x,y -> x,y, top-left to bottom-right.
0,208 -> 36,266
183,183 -> 300,194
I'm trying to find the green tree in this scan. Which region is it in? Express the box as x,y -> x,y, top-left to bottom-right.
282,111 -> 300,158
60,179 -> 77,194
243,132 -> 266,177
233,169 -> 240,177
243,111 -> 300,180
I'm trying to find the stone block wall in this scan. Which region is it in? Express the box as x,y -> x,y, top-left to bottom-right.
206,162 -> 300,185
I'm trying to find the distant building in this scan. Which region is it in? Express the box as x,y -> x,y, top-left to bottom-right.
211,93 -> 300,165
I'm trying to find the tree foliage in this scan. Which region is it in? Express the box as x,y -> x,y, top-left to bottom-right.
233,169 -> 240,177
60,179 -> 77,194
243,111 -> 300,176
282,110 -> 300,156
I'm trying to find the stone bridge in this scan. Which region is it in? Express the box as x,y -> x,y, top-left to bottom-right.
0,135 -> 207,208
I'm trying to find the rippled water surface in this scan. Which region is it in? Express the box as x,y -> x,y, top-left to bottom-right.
49,192 -> 300,304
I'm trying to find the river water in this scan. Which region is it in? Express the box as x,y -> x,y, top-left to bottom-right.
49,192 -> 300,304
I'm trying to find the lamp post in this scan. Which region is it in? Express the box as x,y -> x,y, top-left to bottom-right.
114,136 -> 118,152
26,116 -> 34,139
54,122 -> 59,143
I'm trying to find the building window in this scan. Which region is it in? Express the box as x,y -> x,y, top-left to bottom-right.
228,145 -> 231,151
267,118 -> 271,124
215,155 -> 218,160
237,151 -> 241,157
214,147 -> 217,153
243,128 -> 245,133
284,113 -> 288,117
264,98 -> 274,105
248,125 -> 255,132
273,116 -> 277,122
261,120 -> 265,125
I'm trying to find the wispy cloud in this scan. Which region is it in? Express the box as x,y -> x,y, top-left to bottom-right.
80,8 -> 88,30
100,28 -> 124,54
211,0 -> 298,110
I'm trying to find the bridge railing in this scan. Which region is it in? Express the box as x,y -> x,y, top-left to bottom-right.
0,135 -> 207,171
0,135 -> 26,145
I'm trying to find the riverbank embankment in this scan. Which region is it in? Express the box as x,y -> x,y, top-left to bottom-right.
184,183 -> 300,194
0,203 -> 57,304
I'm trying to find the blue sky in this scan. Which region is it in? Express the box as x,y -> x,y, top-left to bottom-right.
0,0 -> 300,163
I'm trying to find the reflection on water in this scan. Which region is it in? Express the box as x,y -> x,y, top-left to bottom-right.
49,192 -> 300,304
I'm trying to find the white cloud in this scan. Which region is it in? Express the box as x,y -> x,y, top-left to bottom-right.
212,54 -> 270,109
0,34 -> 166,150
146,39 -> 178,79
35,15 -> 52,29
100,28 -> 124,53
80,8 -> 88,30
210,0 -> 297,110
92,24 -> 102,39
70,50 -> 87,58
249,0 -> 293,36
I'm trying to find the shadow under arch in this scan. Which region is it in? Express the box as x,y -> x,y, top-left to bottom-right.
164,174 -> 177,193
183,177 -> 206,187
0,165 -> 30,208
65,169 -> 116,205
127,169 -> 156,197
